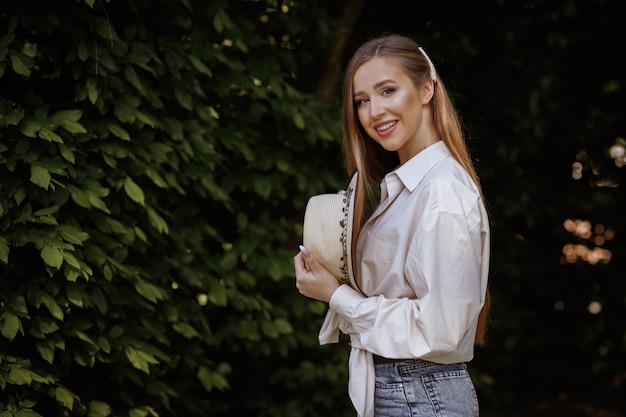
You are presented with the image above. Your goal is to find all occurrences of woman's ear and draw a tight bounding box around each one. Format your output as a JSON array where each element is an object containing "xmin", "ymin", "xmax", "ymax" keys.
[{"xmin": 421, "ymin": 79, "xmax": 435, "ymax": 104}]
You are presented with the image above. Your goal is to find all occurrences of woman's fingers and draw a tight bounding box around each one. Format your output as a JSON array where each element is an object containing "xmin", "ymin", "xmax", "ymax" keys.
[{"xmin": 294, "ymin": 247, "xmax": 340, "ymax": 303}]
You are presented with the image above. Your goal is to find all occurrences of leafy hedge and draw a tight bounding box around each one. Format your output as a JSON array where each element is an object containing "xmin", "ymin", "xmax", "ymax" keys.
[{"xmin": 0, "ymin": 1, "xmax": 352, "ymax": 416}]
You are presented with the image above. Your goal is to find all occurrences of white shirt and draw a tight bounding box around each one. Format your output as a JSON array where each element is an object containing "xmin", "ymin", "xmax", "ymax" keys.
[{"xmin": 319, "ymin": 141, "xmax": 490, "ymax": 417}]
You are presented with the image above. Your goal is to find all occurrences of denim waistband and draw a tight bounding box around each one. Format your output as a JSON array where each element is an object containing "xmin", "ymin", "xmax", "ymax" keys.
[{"xmin": 372, "ymin": 355, "xmax": 443, "ymax": 368}]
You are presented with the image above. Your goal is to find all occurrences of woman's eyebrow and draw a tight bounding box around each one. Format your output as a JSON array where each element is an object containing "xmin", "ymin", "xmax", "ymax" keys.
[{"xmin": 353, "ymin": 79, "xmax": 397, "ymax": 97}]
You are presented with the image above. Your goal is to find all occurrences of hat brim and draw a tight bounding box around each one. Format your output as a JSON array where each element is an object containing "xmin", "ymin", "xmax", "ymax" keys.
[
  {"xmin": 344, "ymin": 172, "xmax": 359, "ymax": 292},
  {"xmin": 302, "ymin": 171, "xmax": 361, "ymax": 293}
]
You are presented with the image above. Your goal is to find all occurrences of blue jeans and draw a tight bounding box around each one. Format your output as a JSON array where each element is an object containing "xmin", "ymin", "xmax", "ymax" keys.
[{"xmin": 374, "ymin": 359, "xmax": 479, "ymax": 417}]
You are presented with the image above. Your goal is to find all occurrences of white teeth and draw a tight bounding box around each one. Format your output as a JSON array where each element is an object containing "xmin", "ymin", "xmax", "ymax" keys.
[{"xmin": 376, "ymin": 121, "xmax": 396, "ymax": 131}]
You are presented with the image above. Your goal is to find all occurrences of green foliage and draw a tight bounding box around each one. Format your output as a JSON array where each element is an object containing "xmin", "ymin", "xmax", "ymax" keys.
[{"xmin": 0, "ymin": 0, "xmax": 347, "ymax": 415}]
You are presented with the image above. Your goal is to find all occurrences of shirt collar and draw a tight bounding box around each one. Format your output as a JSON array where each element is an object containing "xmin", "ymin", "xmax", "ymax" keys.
[{"xmin": 386, "ymin": 140, "xmax": 451, "ymax": 193}]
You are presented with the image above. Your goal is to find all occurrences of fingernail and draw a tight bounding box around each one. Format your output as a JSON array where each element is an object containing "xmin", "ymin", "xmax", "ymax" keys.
[{"xmin": 299, "ymin": 245, "xmax": 310, "ymax": 256}]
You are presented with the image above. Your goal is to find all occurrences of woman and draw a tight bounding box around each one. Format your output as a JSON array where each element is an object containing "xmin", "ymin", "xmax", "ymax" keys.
[{"xmin": 294, "ymin": 34, "xmax": 490, "ymax": 417}]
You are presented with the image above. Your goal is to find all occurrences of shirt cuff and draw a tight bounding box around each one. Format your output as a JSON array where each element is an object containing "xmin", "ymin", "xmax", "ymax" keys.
[{"xmin": 329, "ymin": 284, "xmax": 366, "ymax": 318}]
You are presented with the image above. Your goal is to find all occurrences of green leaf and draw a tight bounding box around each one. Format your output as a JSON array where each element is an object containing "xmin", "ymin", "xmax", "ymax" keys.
[
  {"xmin": 253, "ymin": 176, "xmax": 272, "ymax": 199},
  {"xmin": 145, "ymin": 168, "xmax": 167, "ymax": 188},
  {"xmin": 87, "ymin": 192, "xmax": 111, "ymax": 214},
  {"xmin": 293, "ymin": 111, "xmax": 305, "ymax": 129},
  {"xmin": 107, "ymin": 123, "xmax": 130, "ymax": 140},
  {"xmin": 268, "ymin": 259, "xmax": 283, "ymax": 281},
  {"xmin": 1, "ymin": 312, "xmax": 21, "ymax": 340},
  {"xmin": 261, "ymin": 320, "xmax": 279, "ymax": 338},
  {"xmin": 197, "ymin": 365, "xmax": 230, "ymax": 392},
  {"xmin": 34, "ymin": 317, "xmax": 59, "ymax": 335},
  {"xmin": 164, "ymin": 49, "xmax": 183, "ymax": 75},
  {"xmin": 38, "ymin": 128, "xmax": 63, "ymax": 143},
  {"xmin": 187, "ymin": 55, "xmax": 212, "ymax": 76},
  {"xmin": 92, "ymin": 287, "xmax": 108, "ymax": 314},
  {"xmin": 34, "ymin": 205, "xmax": 60, "ymax": 216},
  {"xmin": 40, "ymin": 293, "xmax": 64, "ymax": 321},
  {"xmin": 14, "ymin": 409, "xmax": 44, "ymax": 417},
  {"xmin": 49, "ymin": 109, "xmax": 83, "ymax": 124},
  {"xmin": 0, "ymin": 109, "xmax": 24, "ymax": 126},
  {"xmin": 36, "ymin": 340, "xmax": 56, "ymax": 364},
  {"xmin": 134, "ymin": 281, "xmax": 166, "ymax": 303},
  {"xmin": 41, "ymin": 244, "xmax": 63, "ymax": 269},
  {"xmin": 58, "ymin": 143, "xmax": 75, "ymax": 163},
  {"xmin": 219, "ymin": 249, "xmax": 237, "ymax": 270},
  {"xmin": 208, "ymin": 281, "xmax": 227, "ymax": 306},
  {"xmin": 217, "ymin": 8, "xmax": 233, "ymax": 30},
  {"xmin": 125, "ymin": 346, "xmax": 159, "ymax": 374},
  {"xmin": 68, "ymin": 185, "xmax": 91, "ymax": 208},
  {"xmin": 58, "ymin": 224, "xmax": 90, "ymax": 245},
  {"xmin": 65, "ymin": 284, "xmax": 84, "ymax": 307},
  {"xmin": 84, "ymin": 243, "xmax": 106, "ymax": 266},
  {"xmin": 20, "ymin": 117, "xmax": 45, "ymax": 137},
  {"xmin": 273, "ymin": 318, "xmax": 293, "ymax": 334},
  {"xmin": 135, "ymin": 110, "xmax": 157, "ymax": 128},
  {"xmin": 123, "ymin": 66, "xmax": 146, "ymax": 95},
  {"xmin": 0, "ymin": 236, "xmax": 8, "ymax": 264},
  {"xmin": 8, "ymin": 367, "xmax": 32, "ymax": 385},
  {"xmin": 61, "ymin": 251, "xmax": 81, "ymax": 271},
  {"xmin": 123, "ymin": 176, "xmax": 145, "ymax": 205},
  {"xmin": 88, "ymin": 401, "xmax": 112, "ymax": 417},
  {"xmin": 213, "ymin": 13, "xmax": 223, "ymax": 33},
  {"xmin": 116, "ymin": 410, "xmax": 139, "ymax": 417},
  {"xmin": 105, "ymin": 217, "xmax": 126, "ymax": 234},
  {"xmin": 78, "ymin": 40, "xmax": 89, "ymax": 61},
  {"xmin": 64, "ymin": 267, "xmax": 79, "ymax": 282},
  {"xmin": 134, "ymin": 226, "xmax": 147, "ymax": 243},
  {"xmin": 86, "ymin": 77, "xmax": 99, "ymax": 103},
  {"xmin": 172, "ymin": 322, "xmax": 200, "ymax": 339},
  {"xmin": 30, "ymin": 165, "xmax": 51, "ymax": 189},
  {"xmin": 48, "ymin": 110, "xmax": 87, "ymax": 134},
  {"xmin": 55, "ymin": 386, "xmax": 75, "ymax": 410},
  {"xmin": 98, "ymin": 336, "xmax": 111, "ymax": 353},
  {"xmin": 234, "ymin": 38, "xmax": 249, "ymax": 53},
  {"xmin": 13, "ymin": 186, "xmax": 25, "ymax": 205},
  {"xmin": 75, "ymin": 330, "xmax": 98, "ymax": 347},
  {"xmin": 0, "ymin": 33, "xmax": 15, "ymax": 48},
  {"xmin": 146, "ymin": 206, "xmax": 169, "ymax": 234},
  {"xmin": 114, "ymin": 99, "xmax": 138, "ymax": 125},
  {"xmin": 8, "ymin": 295, "xmax": 28, "ymax": 316},
  {"xmin": 10, "ymin": 51, "xmax": 32, "ymax": 76},
  {"xmin": 61, "ymin": 120, "xmax": 87, "ymax": 133},
  {"xmin": 174, "ymin": 88, "xmax": 193, "ymax": 110}
]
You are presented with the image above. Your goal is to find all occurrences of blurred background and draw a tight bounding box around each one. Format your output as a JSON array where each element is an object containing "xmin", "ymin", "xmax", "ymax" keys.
[{"xmin": 0, "ymin": 0, "xmax": 624, "ymax": 416}]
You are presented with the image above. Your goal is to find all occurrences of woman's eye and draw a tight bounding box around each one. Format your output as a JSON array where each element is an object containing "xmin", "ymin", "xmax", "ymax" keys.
[
  {"xmin": 382, "ymin": 88, "xmax": 395, "ymax": 96},
  {"xmin": 355, "ymin": 97, "xmax": 369, "ymax": 106}
]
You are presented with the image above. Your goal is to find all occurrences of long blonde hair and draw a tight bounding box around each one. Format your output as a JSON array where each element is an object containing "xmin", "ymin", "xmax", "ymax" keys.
[{"xmin": 341, "ymin": 34, "xmax": 490, "ymax": 344}]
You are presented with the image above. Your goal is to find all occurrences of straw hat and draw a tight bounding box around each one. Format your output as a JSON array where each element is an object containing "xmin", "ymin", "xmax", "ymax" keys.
[{"xmin": 302, "ymin": 172, "xmax": 360, "ymax": 292}]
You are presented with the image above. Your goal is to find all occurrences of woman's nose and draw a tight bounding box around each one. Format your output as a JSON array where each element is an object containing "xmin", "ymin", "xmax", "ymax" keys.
[{"xmin": 369, "ymin": 98, "xmax": 384, "ymax": 118}]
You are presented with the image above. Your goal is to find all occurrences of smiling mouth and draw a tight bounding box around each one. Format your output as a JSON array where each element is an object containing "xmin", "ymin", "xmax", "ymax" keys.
[{"xmin": 375, "ymin": 121, "xmax": 397, "ymax": 131}]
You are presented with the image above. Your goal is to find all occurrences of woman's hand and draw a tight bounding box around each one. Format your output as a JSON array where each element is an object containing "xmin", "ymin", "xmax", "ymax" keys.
[{"xmin": 294, "ymin": 246, "xmax": 341, "ymax": 303}]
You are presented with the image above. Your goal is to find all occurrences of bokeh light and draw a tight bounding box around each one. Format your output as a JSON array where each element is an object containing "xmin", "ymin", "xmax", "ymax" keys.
[{"xmin": 561, "ymin": 219, "xmax": 614, "ymax": 265}]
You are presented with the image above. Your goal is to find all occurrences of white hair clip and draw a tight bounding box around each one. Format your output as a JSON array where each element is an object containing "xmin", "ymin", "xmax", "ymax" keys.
[{"xmin": 418, "ymin": 46, "xmax": 437, "ymax": 83}]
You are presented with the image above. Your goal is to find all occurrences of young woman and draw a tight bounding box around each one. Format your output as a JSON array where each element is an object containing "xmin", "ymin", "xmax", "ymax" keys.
[{"xmin": 294, "ymin": 34, "xmax": 490, "ymax": 417}]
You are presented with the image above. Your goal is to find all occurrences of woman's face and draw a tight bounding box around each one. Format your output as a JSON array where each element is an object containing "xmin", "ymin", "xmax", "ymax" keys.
[{"xmin": 352, "ymin": 57, "xmax": 434, "ymax": 164}]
